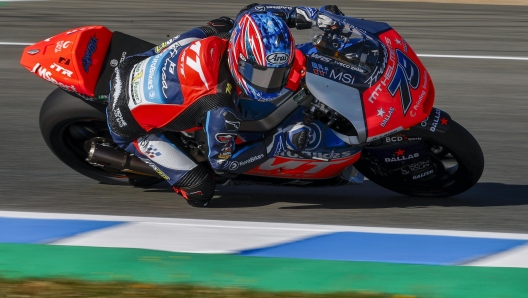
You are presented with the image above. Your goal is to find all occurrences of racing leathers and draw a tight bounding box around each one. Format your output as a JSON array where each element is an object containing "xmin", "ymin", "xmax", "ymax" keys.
[{"xmin": 106, "ymin": 4, "xmax": 338, "ymax": 206}]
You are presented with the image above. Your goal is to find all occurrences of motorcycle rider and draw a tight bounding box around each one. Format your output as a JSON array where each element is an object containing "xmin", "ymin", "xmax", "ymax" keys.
[{"xmin": 107, "ymin": 4, "xmax": 344, "ymax": 207}]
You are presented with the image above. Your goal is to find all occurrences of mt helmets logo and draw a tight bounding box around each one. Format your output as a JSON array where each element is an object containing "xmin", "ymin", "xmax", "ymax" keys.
[
  {"xmin": 266, "ymin": 53, "xmax": 289, "ymax": 65},
  {"xmin": 82, "ymin": 36, "xmax": 98, "ymax": 73}
]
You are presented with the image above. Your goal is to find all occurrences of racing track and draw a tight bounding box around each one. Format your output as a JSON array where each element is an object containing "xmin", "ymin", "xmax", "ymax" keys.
[{"xmin": 1, "ymin": 0, "xmax": 528, "ymax": 233}]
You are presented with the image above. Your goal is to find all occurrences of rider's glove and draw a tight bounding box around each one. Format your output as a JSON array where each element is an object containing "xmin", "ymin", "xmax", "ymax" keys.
[
  {"xmin": 265, "ymin": 123, "xmax": 312, "ymax": 157},
  {"xmin": 206, "ymin": 16, "xmax": 235, "ymax": 33},
  {"xmin": 294, "ymin": 6, "xmax": 317, "ymax": 29},
  {"xmin": 322, "ymin": 5, "xmax": 345, "ymax": 16},
  {"xmin": 239, "ymin": 3, "xmax": 259, "ymax": 13}
]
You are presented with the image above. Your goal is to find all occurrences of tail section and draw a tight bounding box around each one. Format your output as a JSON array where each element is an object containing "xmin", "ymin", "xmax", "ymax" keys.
[{"xmin": 20, "ymin": 26, "xmax": 113, "ymax": 97}]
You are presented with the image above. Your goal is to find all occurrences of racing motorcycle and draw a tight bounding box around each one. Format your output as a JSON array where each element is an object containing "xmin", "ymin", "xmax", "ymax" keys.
[{"xmin": 20, "ymin": 13, "xmax": 484, "ymax": 197}]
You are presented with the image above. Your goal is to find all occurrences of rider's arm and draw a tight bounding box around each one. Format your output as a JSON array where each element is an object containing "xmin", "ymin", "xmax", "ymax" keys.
[{"xmin": 238, "ymin": 4, "xmax": 345, "ymax": 29}]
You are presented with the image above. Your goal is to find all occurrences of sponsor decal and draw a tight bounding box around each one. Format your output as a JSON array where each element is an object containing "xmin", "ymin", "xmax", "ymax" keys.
[
  {"xmin": 311, "ymin": 62, "xmax": 328, "ymax": 76},
  {"xmin": 110, "ymin": 59, "xmax": 118, "ymax": 67},
  {"xmin": 155, "ymin": 38, "xmax": 175, "ymax": 54},
  {"xmin": 113, "ymin": 107, "xmax": 127, "ymax": 127},
  {"xmin": 386, "ymin": 136, "xmax": 404, "ymax": 142},
  {"xmin": 120, "ymin": 51, "xmax": 127, "ymax": 63},
  {"xmin": 266, "ymin": 52, "xmax": 289, "ymax": 65},
  {"xmin": 226, "ymin": 83, "xmax": 232, "ymax": 94},
  {"xmin": 409, "ymin": 160, "xmax": 430, "ymax": 172},
  {"xmin": 32, "ymin": 62, "xmax": 77, "ymax": 92},
  {"xmin": 215, "ymin": 133, "xmax": 236, "ymax": 143},
  {"xmin": 228, "ymin": 154, "xmax": 264, "ymax": 170},
  {"xmin": 54, "ymin": 40, "xmax": 72, "ymax": 53},
  {"xmin": 277, "ymin": 149, "xmax": 355, "ymax": 160},
  {"xmin": 367, "ymin": 84, "xmax": 384, "ymax": 104},
  {"xmin": 183, "ymin": 41, "xmax": 209, "ymax": 90},
  {"xmin": 218, "ymin": 153, "xmax": 231, "ymax": 159},
  {"xmin": 82, "ymin": 36, "xmax": 98, "ymax": 73},
  {"xmin": 305, "ymin": 123, "xmax": 322, "ymax": 150},
  {"xmin": 147, "ymin": 55, "xmax": 160, "ymax": 99},
  {"xmin": 421, "ymin": 108, "xmax": 441, "ymax": 132},
  {"xmin": 58, "ymin": 57, "xmax": 70, "ymax": 65},
  {"xmin": 140, "ymin": 158, "xmax": 170, "ymax": 180},
  {"xmin": 384, "ymin": 135, "xmax": 420, "ymax": 143},
  {"xmin": 365, "ymin": 43, "xmax": 388, "ymax": 87},
  {"xmin": 255, "ymin": 5, "xmax": 292, "ymax": 10},
  {"xmin": 220, "ymin": 142, "xmax": 233, "ymax": 156},
  {"xmin": 258, "ymin": 152, "xmax": 354, "ymax": 174},
  {"xmin": 413, "ymin": 169, "xmax": 434, "ymax": 180},
  {"xmin": 384, "ymin": 149, "xmax": 420, "ymax": 163},
  {"xmin": 161, "ymin": 57, "xmax": 176, "ymax": 98},
  {"xmin": 386, "ymin": 49, "xmax": 420, "ymax": 115},
  {"xmin": 146, "ymin": 147, "xmax": 162, "ymax": 159},
  {"xmin": 328, "ymin": 69, "xmax": 356, "ymax": 85},
  {"xmin": 396, "ymin": 38, "xmax": 409, "ymax": 53},
  {"xmin": 66, "ymin": 27, "xmax": 92, "ymax": 35},
  {"xmin": 130, "ymin": 64, "xmax": 143, "ymax": 105},
  {"xmin": 367, "ymin": 127, "xmax": 403, "ymax": 142},
  {"xmin": 410, "ymin": 71, "xmax": 429, "ymax": 117},
  {"xmin": 333, "ymin": 60, "xmax": 363, "ymax": 73},
  {"xmin": 310, "ymin": 53, "xmax": 332, "ymax": 63},
  {"xmin": 380, "ymin": 107, "xmax": 395, "ymax": 127},
  {"xmin": 223, "ymin": 110, "xmax": 241, "ymax": 131},
  {"xmin": 50, "ymin": 63, "xmax": 73, "ymax": 77},
  {"xmin": 273, "ymin": 134, "xmax": 285, "ymax": 157}
]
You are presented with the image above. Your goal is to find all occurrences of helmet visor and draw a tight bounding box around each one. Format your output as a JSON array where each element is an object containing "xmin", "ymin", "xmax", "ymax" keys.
[{"xmin": 238, "ymin": 60, "xmax": 291, "ymax": 94}]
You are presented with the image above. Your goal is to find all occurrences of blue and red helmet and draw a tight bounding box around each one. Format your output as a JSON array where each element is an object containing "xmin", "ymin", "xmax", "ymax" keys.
[{"xmin": 228, "ymin": 11, "xmax": 295, "ymax": 101}]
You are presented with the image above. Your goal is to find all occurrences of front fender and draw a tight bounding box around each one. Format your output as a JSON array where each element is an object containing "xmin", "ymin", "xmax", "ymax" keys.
[{"xmin": 411, "ymin": 107, "xmax": 452, "ymax": 134}]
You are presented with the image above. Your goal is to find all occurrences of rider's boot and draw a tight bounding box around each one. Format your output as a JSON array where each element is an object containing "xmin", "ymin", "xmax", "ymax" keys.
[{"xmin": 173, "ymin": 165, "xmax": 215, "ymax": 207}]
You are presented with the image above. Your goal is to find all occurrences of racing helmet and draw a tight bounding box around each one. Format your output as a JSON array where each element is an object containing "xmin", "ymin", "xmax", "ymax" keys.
[{"xmin": 228, "ymin": 11, "xmax": 295, "ymax": 101}]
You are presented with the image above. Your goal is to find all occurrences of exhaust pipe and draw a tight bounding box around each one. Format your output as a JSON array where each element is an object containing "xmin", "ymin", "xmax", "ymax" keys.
[{"xmin": 86, "ymin": 141, "xmax": 159, "ymax": 177}]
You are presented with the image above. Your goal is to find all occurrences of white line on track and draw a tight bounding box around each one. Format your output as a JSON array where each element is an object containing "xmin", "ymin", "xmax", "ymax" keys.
[
  {"xmin": 2, "ymin": 41, "xmax": 528, "ymax": 61},
  {"xmin": 0, "ymin": 42, "xmax": 33, "ymax": 45}
]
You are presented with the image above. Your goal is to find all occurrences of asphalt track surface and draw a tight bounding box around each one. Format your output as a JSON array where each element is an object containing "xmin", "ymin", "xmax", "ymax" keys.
[{"xmin": 1, "ymin": 0, "xmax": 528, "ymax": 233}]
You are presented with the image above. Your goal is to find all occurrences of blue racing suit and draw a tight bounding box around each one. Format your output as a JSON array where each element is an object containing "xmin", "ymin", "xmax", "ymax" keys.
[{"xmin": 106, "ymin": 4, "xmax": 333, "ymax": 206}]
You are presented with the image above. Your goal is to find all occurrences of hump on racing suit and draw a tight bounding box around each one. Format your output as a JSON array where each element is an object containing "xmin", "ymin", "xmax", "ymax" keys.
[{"xmin": 107, "ymin": 27, "xmax": 236, "ymax": 139}]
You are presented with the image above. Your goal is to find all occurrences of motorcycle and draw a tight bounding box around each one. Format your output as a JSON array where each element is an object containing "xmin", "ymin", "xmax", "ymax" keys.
[{"xmin": 20, "ymin": 13, "xmax": 484, "ymax": 197}]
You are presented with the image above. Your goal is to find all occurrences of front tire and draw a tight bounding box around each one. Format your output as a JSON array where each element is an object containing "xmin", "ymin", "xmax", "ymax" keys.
[{"xmin": 355, "ymin": 120, "xmax": 484, "ymax": 197}]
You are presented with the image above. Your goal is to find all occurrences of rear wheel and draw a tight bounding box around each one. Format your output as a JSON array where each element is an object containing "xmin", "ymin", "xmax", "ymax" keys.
[
  {"xmin": 354, "ymin": 120, "xmax": 484, "ymax": 197},
  {"xmin": 39, "ymin": 88, "xmax": 159, "ymax": 185}
]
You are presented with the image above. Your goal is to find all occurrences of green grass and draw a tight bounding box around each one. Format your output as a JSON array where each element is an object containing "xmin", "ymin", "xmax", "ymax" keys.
[{"xmin": 0, "ymin": 279, "xmax": 414, "ymax": 298}]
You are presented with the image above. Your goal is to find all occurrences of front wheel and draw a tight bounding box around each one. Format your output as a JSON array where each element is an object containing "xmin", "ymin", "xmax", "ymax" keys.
[{"xmin": 354, "ymin": 120, "xmax": 484, "ymax": 197}]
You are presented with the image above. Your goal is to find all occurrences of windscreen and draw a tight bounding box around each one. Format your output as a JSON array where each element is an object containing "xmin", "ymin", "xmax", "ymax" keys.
[{"xmin": 309, "ymin": 18, "xmax": 381, "ymax": 75}]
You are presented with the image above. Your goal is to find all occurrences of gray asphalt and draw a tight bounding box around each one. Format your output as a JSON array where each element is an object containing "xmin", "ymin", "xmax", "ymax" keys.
[{"xmin": 1, "ymin": 0, "xmax": 528, "ymax": 233}]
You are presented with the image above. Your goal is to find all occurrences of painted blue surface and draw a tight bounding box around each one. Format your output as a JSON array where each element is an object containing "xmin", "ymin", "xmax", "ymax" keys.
[
  {"xmin": 239, "ymin": 232, "xmax": 528, "ymax": 265},
  {"xmin": 0, "ymin": 217, "xmax": 124, "ymax": 244}
]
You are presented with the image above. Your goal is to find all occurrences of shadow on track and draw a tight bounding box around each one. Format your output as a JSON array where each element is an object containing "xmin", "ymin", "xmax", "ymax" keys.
[{"xmin": 143, "ymin": 182, "xmax": 528, "ymax": 209}]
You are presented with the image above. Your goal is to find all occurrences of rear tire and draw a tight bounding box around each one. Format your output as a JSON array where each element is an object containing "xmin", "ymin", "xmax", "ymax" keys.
[
  {"xmin": 355, "ymin": 120, "xmax": 484, "ymax": 197},
  {"xmin": 40, "ymin": 88, "xmax": 134, "ymax": 184}
]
